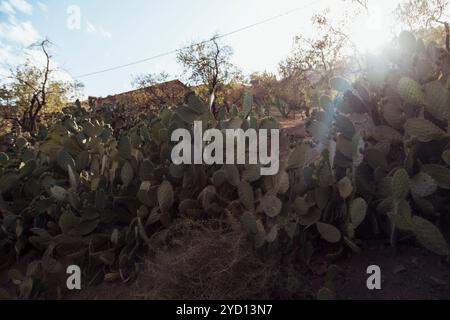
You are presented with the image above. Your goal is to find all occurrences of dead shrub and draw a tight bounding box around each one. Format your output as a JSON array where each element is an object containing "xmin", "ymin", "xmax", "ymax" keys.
[{"xmin": 134, "ymin": 218, "xmax": 279, "ymax": 300}]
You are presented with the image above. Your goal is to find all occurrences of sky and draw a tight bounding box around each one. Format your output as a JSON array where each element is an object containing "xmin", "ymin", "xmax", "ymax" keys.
[{"xmin": 0, "ymin": 0, "xmax": 448, "ymax": 98}]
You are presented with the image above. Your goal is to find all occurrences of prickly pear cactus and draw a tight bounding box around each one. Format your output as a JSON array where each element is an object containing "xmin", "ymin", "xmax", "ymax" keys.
[
  {"xmin": 0, "ymin": 31, "xmax": 449, "ymax": 300},
  {"xmin": 301, "ymin": 31, "xmax": 450, "ymax": 256}
]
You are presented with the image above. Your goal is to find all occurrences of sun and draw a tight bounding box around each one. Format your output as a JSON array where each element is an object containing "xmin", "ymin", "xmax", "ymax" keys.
[{"xmin": 350, "ymin": 3, "xmax": 397, "ymax": 54}]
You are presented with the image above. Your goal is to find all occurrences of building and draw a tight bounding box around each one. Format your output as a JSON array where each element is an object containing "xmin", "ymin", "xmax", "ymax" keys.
[{"xmin": 89, "ymin": 79, "xmax": 191, "ymax": 112}]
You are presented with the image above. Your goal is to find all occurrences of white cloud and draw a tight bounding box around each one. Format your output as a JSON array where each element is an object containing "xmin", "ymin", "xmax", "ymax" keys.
[
  {"xmin": 0, "ymin": 43, "xmax": 22, "ymax": 65},
  {"xmin": 0, "ymin": 42, "xmax": 77, "ymax": 87},
  {"xmin": 0, "ymin": 43, "xmax": 21, "ymax": 83},
  {"xmin": 0, "ymin": 66, "xmax": 9, "ymax": 78},
  {"xmin": 0, "ymin": 1, "xmax": 76, "ymax": 87},
  {"xmin": 10, "ymin": 0, "xmax": 32, "ymax": 14},
  {"xmin": 37, "ymin": 1, "xmax": 47, "ymax": 13},
  {"xmin": 37, "ymin": 1, "xmax": 48, "ymax": 20},
  {"xmin": 0, "ymin": 1, "xmax": 15, "ymax": 15},
  {"xmin": 0, "ymin": 0, "xmax": 33, "ymax": 16},
  {"xmin": 0, "ymin": 18, "xmax": 40, "ymax": 46}
]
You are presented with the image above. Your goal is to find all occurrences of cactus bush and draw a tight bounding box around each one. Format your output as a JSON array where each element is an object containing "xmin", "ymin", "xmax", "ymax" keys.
[
  {"xmin": 302, "ymin": 30, "xmax": 450, "ymax": 256},
  {"xmin": 0, "ymin": 31, "xmax": 449, "ymax": 299}
]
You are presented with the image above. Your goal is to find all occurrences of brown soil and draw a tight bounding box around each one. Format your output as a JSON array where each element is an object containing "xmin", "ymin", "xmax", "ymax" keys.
[
  {"xmin": 279, "ymin": 117, "xmax": 304, "ymax": 129},
  {"xmin": 332, "ymin": 242, "xmax": 450, "ymax": 300},
  {"xmin": 1, "ymin": 236, "xmax": 448, "ymax": 300},
  {"xmin": 58, "ymin": 241, "xmax": 450, "ymax": 300}
]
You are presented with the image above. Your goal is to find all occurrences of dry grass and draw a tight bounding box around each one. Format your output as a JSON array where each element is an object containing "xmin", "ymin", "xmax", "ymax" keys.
[{"xmin": 133, "ymin": 218, "xmax": 280, "ymax": 300}]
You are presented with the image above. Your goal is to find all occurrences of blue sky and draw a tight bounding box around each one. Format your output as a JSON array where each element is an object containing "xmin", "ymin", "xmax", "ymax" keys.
[
  {"xmin": 1, "ymin": 0, "xmax": 442, "ymax": 98},
  {"xmin": 0, "ymin": 0, "xmax": 343, "ymax": 97}
]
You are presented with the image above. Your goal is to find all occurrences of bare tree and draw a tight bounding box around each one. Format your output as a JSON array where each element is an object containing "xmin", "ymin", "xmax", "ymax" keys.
[
  {"xmin": 2, "ymin": 40, "xmax": 82, "ymax": 135},
  {"xmin": 346, "ymin": 0, "xmax": 369, "ymax": 10},
  {"xmin": 279, "ymin": 12, "xmax": 355, "ymax": 92},
  {"xmin": 394, "ymin": 0, "xmax": 448, "ymax": 30},
  {"xmin": 177, "ymin": 36, "xmax": 237, "ymax": 115},
  {"xmin": 2, "ymin": 40, "xmax": 51, "ymax": 135}
]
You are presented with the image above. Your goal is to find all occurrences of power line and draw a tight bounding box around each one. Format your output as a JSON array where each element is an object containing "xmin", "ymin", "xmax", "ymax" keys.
[{"xmin": 73, "ymin": 0, "xmax": 322, "ymax": 79}]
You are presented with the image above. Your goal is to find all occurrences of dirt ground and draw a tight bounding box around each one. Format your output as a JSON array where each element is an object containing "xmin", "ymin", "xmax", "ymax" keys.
[
  {"xmin": 56, "ymin": 241, "xmax": 449, "ymax": 300},
  {"xmin": 1, "ymin": 199, "xmax": 448, "ymax": 301},
  {"xmin": 330, "ymin": 242, "xmax": 449, "ymax": 300}
]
